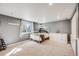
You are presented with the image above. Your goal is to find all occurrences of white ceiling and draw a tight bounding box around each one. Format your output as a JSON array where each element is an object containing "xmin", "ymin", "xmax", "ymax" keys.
[{"xmin": 0, "ymin": 3, "xmax": 76, "ymax": 23}]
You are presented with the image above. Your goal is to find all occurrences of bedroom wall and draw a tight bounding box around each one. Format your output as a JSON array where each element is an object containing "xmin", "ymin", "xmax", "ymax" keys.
[
  {"xmin": 43, "ymin": 20, "xmax": 71, "ymax": 33},
  {"xmin": 0, "ymin": 14, "xmax": 21, "ymax": 45},
  {"xmin": 35, "ymin": 20, "xmax": 71, "ymax": 34},
  {"xmin": 71, "ymin": 5, "xmax": 78, "ymax": 55},
  {"xmin": 33, "ymin": 22, "xmax": 39, "ymax": 32}
]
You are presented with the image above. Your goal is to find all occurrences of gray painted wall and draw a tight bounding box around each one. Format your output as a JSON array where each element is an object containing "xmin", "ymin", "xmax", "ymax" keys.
[
  {"xmin": 0, "ymin": 14, "xmax": 21, "ymax": 45},
  {"xmin": 43, "ymin": 20, "xmax": 71, "ymax": 33},
  {"xmin": 33, "ymin": 22, "xmax": 39, "ymax": 32},
  {"xmin": 34, "ymin": 20, "xmax": 71, "ymax": 34}
]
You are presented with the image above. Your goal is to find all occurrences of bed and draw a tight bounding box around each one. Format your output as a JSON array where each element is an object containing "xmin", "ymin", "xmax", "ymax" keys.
[{"xmin": 3, "ymin": 33, "xmax": 74, "ymax": 56}]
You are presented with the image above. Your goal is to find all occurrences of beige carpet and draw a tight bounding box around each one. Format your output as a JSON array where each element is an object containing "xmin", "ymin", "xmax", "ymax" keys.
[
  {"xmin": 0, "ymin": 40, "xmax": 74, "ymax": 56},
  {"xmin": 0, "ymin": 40, "xmax": 30, "ymax": 56}
]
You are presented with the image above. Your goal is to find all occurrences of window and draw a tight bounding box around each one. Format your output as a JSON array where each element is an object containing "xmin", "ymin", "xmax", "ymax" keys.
[{"xmin": 21, "ymin": 20, "xmax": 33, "ymax": 34}]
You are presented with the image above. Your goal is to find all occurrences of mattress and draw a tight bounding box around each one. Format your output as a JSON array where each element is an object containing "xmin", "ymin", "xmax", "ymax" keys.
[{"xmin": 3, "ymin": 39, "xmax": 74, "ymax": 56}]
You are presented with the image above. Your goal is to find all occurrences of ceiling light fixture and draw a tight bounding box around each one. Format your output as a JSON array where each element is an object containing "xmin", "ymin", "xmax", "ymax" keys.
[
  {"xmin": 49, "ymin": 3, "xmax": 52, "ymax": 6},
  {"xmin": 57, "ymin": 15, "xmax": 60, "ymax": 19}
]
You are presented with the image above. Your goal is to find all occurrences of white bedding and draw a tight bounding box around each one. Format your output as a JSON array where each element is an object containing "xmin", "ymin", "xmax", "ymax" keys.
[{"xmin": 5, "ymin": 39, "xmax": 74, "ymax": 56}]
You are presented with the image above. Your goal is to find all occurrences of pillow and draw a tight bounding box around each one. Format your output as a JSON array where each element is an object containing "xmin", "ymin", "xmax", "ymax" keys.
[{"xmin": 30, "ymin": 33, "xmax": 42, "ymax": 43}]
